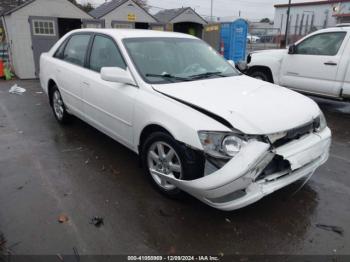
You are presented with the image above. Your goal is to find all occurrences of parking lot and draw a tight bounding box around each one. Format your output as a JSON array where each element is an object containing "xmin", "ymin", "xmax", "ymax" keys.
[{"xmin": 0, "ymin": 79, "xmax": 350, "ymax": 255}]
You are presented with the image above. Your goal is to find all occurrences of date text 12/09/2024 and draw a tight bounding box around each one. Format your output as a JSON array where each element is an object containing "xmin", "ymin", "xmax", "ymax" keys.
[{"xmin": 127, "ymin": 256, "xmax": 221, "ymax": 261}]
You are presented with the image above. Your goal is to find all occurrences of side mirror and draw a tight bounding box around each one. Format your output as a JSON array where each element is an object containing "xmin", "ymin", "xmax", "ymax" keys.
[
  {"xmin": 236, "ymin": 60, "xmax": 248, "ymax": 72},
  {"xmin": 288, "ymin": 44, "xmax": 297, "ymax": 55},
  {"xmin": 227, "ymin": 60, "xmax": 235, "ymax": 67},
  {"xmin": 101, "ymin": 67, "xmax": 136, "ymax": 86}
]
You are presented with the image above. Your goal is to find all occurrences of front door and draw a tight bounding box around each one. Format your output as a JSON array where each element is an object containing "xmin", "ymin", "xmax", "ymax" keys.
[
  {"xmin": 82, "ymin": 34, "xmax": 137, "ymax": 147},
  {"xmin": 30, "ymin": 17, "xmax": 59, "ymax": 77},
  {"xmin": 280, "ymin": 31, "xmax": 347, "ymax": 97}
]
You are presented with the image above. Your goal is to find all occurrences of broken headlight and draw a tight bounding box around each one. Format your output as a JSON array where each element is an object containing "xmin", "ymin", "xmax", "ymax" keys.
[{"xmin": 198, "ymin": 131, "xmax": 246, "ymax": 159}]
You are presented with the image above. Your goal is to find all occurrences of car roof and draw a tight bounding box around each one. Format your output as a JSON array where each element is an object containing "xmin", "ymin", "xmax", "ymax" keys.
[{"xmin": 68, "ymin": 28, "xmax": 198, "ymax": 40}]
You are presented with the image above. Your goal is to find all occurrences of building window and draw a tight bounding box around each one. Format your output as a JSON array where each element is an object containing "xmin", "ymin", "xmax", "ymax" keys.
[
  {"xmin": 32, "ymin": 20, "xmax": 55, "ymax": 36},
  {"xmin": 84, "ymin": 23, "xmax": 102, "ymax": 29},
  {"xmin": 112, "ymin": 22, "xmax": 133, "ymax": 29}
]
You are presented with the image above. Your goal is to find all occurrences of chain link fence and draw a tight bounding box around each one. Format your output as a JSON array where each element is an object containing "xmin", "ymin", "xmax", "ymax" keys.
[
  {"xmin": 247, "ymin": 27, "xmax": 282, "ymax": 52},
  {"xmin": 247, "ymin": 24, "xmax": 328, "ymax": 52}
]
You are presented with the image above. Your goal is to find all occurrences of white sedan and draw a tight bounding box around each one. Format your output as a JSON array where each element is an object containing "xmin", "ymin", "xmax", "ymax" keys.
[{"xmin": 40, "ymin": 29, "xmax": 331, "ymax": 211}]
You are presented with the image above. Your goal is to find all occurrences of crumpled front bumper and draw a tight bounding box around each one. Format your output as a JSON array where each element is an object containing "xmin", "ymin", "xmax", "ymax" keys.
[{"xmin": 157, "ymin": 127, "xmax": 332, "ymax": 211}]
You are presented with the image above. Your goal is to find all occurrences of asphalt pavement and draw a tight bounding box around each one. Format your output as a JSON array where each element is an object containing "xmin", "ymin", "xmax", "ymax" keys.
[{"xmin": 0, "ymin": 80, "xmax": 349, "ymax": 256}]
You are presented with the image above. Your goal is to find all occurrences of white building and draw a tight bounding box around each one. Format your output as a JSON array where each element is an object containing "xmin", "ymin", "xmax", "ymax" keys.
[
  {"xmin": 89, "ymin": 0, "xmax": 158, "ymax": 29},
  {"xmin": 1, "ymin": 0, "xmax": 92, "ymax": 79},
  {"xmin": 274, "ymin": 0, "xmax": 350, "ymax": 38}
]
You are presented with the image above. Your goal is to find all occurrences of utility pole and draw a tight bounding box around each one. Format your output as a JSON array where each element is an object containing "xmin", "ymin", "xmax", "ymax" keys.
[
  {"xmin": 284, "ymin": 0, "xmax": 292, "ymax": 46},
  {"xmin": 210, "ymin": 0, "xmax": 214, "ymax": 22}
]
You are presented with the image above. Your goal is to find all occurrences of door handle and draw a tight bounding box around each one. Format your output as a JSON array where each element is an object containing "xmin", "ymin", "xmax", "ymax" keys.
[
  {"xmin": 324, "ymin": 61, "xmax": 337, "ymax": 66},
  {"xmin": 56, "ymin": 69, "xmax": 61, "ymax": 73},
  {"xmin": 82, "ymin": 81, "xmax": 90, "ymax": 87}
]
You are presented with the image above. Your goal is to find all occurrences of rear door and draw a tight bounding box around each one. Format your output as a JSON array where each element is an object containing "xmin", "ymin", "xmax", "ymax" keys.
[
  {"xmin": 53, "ymin": 33, "xmax": 92, "ymax": 116},
  {"xmin": 30, "ymin": 17, "xmax": 59, "ymax": 77},
  {"xmin": 280, "ymin": 31, "xmax": 347, "ymax": 97}
]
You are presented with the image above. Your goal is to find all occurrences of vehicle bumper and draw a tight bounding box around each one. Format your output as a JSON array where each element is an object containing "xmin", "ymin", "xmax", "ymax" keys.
[{"xmin": 156, "ymin": 128, "xmax": 331, "ymax": 211}]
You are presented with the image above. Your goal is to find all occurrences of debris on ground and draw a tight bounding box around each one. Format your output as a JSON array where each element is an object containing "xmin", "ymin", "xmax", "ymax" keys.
[
  {"xmin": 9, "ymin": 84, "xmax": 26, "ymax": 95},
  {"xmin": 225, "ymin": 218, "xmax": 231, "ymax": 223},
  {"xmin": 89, "ymin": 216, "xmax": 104, "ymax": 227},
  {"xmin": 73, "ymin": 247, "xmax": 80, "ymax": 262},
  {"xmin": 111, "ymin": 168, "xmax": 119, "ymax": 175},
  {"xmin": 0, "ymin": 233, "xmax": 6, "ymax": 254},
  {"xmin": 61, "ymin": 147, "xmax": 83, "ymax": 153},
  {"xmin": 56, "ymin": 254, "xmax": 64, "ymax": 261},
  {"xmin": 35, "ymin": 91, "xmax": 43, "ymax": 94},
  {"xmin": 316, "ymin": 224, "xmax": 344, "ymax": 236},
  {"xmin": 58, "ymin": 214, "xmax": 69, "ymax": 224},
  {"xmin": 85, "ymin": 159, "xmax": 89, "ymax": 165},
  {"xmin": 159, "ymin": 209, "xmax": 172, "ymax": 217},
  {"xmin": 17, "ymin": 186, "xmax": 23, "ymax": 190}
]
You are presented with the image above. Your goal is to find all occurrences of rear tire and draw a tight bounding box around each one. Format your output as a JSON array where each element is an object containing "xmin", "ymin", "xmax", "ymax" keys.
[
  {"xmin": 50, "ymin": 86, "xmax": 70, "ymax": 124},
  {"xmin": 141, "ymin": 132, "xmax": 204, "ymax": 199}
]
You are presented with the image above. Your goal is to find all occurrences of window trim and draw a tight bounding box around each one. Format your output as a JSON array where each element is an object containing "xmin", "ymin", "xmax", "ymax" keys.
[
  {"xmin": 295, "ymin": 31, "xmax": 347, "ymax": 56},
  {"xmin": 32, "ymin": 19, "xmax": 56, "ymax": 36},
  {"xmin": 86, "ymin": 33, "xmax": 128, "ymax": 73},
  {"xmin": 53, "ymin": 32, "xmax": 93, "ymax": 68}
]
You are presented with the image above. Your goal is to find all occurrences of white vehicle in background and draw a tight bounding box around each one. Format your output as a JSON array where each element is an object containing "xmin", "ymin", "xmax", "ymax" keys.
[
  {"xmin": 246, "ymin": 26, "xmax": 350, "ymax": 101},
  {"xmin": 40, "ymin": 29, "xmax": 331, "ymax": 211},
  {"xmin": 247, "ymin": 34, "xmax": 260, "ymax": 44}
]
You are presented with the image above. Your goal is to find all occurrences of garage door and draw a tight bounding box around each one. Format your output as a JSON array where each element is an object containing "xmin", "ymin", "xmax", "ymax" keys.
[{"xmin": 30, "ymin": 17, "xmax": 59, "ymax": 77}]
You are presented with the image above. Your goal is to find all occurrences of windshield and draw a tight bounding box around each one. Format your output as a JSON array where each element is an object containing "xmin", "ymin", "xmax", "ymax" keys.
[{"xmin": 123, "ymin": 37, "xmax": 240, "ymax": 84}]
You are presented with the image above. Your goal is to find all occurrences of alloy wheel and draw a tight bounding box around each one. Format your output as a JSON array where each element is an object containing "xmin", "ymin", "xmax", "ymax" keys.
[{"xmin": 147, "ymin": 141, "xmax": 183, "ymax": 190}]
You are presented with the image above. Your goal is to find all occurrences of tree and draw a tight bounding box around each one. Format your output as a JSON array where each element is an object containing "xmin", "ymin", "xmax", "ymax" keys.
[
  {"xmin": 260, "ymin": 18, "xmax": 271, "ymax": 23},
  {"xmin": 67, "ymin": 0, "xmax": 93, "ymax": 13},
  {"xmin": 80, "ymin": 2, "xmax": 93, "ymax": 13}
]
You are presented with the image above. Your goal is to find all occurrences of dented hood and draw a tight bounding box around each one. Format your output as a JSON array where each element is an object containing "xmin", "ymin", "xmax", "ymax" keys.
[{"xmin": 152, "ymin": 75, "xmax": 320, "ymax": 135}]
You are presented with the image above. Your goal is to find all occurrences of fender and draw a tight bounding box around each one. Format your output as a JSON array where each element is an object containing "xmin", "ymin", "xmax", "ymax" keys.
[{"xmin": 248, "ymin": 49, "xmax": 287, "ymax": 85}]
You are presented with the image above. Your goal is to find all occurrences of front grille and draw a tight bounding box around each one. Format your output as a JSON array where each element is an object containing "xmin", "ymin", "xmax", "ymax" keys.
[
  {"xmin": 255, "ymin": 155, "xmax": 291, "ymax": 181},
  {"xmin": 273, "ymin": 119, "xmax": 319, "ymax": 148}
]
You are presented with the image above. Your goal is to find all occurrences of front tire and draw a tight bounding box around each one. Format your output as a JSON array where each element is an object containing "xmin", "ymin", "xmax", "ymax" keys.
[
  {"xmin": 250, "ymin": 70, "xmax": 272, "ymax": 82},
  {"xmin": 141, "ymin": 132, "xmax": 204, "ymax": 198},
  {"xmin": 50, "ymin": 86, "xmax": 70, "ymax": 124}
]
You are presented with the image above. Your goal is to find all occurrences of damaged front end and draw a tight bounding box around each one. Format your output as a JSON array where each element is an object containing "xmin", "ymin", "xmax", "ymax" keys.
[{"xmin": 154, "ymin": 119, "xmax": 332, "ymax": 211}]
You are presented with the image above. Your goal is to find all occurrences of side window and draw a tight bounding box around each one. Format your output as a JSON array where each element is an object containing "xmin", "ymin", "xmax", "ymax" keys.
[
  {"xmin": 89, "ymin": 35, "xmax": 126, "ymax": 72},
  {"xmin": 63, "ymin": 34, "xmax": 91, "ymax": 66},
  {"xmin": 296, "ymin": 32, "xmax": 346, "ymax": 56},
  {"xmin": 54, "ymin": 39, "xmax": 68, "ymax": 59}
]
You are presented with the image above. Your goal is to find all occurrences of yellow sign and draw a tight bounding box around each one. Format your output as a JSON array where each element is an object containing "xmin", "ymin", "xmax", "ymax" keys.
[
  {"xmin": 127, "ymin": 13, "xmax": 136, "ymax": 21},
  {"xmin": 205, "ymin": 25, "xmax": 219, "ymax": 32}
]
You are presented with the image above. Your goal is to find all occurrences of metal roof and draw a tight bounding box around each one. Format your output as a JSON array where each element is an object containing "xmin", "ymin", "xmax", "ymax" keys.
[
  {"xmin": 1, "ymin": 0, "xmax": 92, "ymax": 17},
  {"xmin": 89, "ymin": 0, "xmax": 157, "ymax": 21},
  {"xmin": 89, "ymin": 0, "xmax": 127, "ymax": 19},
  {"xmin": 0, "ymin": 0, "xmax": 31, "ymax": 16},
  {"xmin": 154, "ymin": 7, "xmax": 188, "ymax": 23},
  {"xmin": 154, "ymin": 7, "xmax": 207, "ymax": 24}
]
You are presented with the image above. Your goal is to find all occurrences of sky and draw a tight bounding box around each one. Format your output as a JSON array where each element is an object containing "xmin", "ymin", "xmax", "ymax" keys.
[{"xmin": 78, "ymin": 0, "xmax": 314, "ymax": 21}]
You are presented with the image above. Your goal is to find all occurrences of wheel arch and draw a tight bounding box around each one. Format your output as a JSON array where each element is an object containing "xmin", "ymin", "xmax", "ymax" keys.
[
  {"xmin": 138, "ymin": 124, "xmax": 174, "ymax": 154},
  {"xmin": 47, "ymin": 79, "xmax": 57, "ymax": 106},
  {"xmin": 248, "ymin": 66, "xmax": 274, "ymax": 83}
]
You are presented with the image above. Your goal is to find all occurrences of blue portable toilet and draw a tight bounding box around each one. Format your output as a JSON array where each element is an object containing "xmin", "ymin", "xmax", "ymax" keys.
[{"xmin": 220, "ymin": 19, "xmax": 248, "ymax": 62}]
